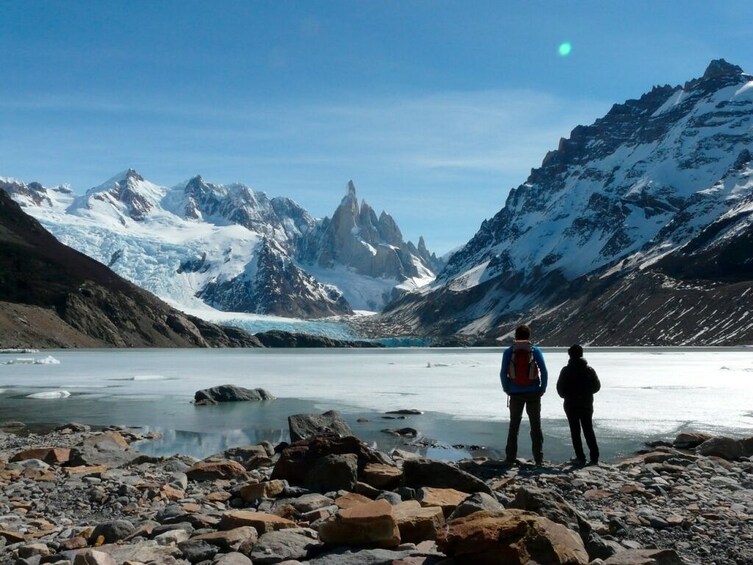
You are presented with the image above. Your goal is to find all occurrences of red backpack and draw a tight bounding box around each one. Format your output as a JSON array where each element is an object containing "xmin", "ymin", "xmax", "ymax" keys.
[{"xmin": 508, "ymin": 341, "xmax": 540, "ymax": 386}]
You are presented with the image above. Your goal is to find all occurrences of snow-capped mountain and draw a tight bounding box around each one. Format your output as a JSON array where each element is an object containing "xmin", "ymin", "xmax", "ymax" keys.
[
  {"xmin": 382, "ymin": 59, "xmax": 753, "ymax": 345},
  {"xmin": 2, "ymin": 173, "xmax": 439, "ymax": 319}
]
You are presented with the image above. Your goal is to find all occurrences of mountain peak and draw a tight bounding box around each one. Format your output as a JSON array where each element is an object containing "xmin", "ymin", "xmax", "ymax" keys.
[
  {"xmin": 346, "ymin": 180, "xmax": 357, "ymax": 198},
  {"xmin": 702, "ymin": 58, "xmax": 744, "ymax": 81}
]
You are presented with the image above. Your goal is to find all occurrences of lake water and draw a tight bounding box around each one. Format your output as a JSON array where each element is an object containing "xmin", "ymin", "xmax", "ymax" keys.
[{"xmin": 1, "ymin": 348, "xmax": 751, "ymax": 463}]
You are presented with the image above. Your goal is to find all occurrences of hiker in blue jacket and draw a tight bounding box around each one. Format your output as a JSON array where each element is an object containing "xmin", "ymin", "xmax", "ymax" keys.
[{"xmin": 500, "ymin": 324, "xmax": 548, "ymax": 465}]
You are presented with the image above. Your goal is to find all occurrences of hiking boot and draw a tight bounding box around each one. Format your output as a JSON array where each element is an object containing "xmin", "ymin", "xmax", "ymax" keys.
[
  {"xmin": 588, "ymin": 459, "xmax": 599, "ymax": 466},
  {"xmin": 534, "ymin": 458, "xmax": 544, "ymax": 466},
  {"xmin": 570, "ymin": 457, "xmax": 587, "ymax": 466}
]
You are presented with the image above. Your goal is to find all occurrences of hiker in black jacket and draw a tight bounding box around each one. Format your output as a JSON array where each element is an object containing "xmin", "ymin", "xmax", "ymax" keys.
[{"xmin": 557, "ymin": 344, "xmax": 601, "ymax": 465}]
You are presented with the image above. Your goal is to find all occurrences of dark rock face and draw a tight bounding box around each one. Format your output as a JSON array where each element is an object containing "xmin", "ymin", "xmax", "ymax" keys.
[
  {"xmin": 0, "ymin": 190, "xmax": 260, "ymax": 349},
  {"xmin": 194, "ymin": 385, "xmax": 275, "ymax": 405},
  {"xmin": 198, "ymin": 238, "xmax": 353, "ymax": 319},
  {"xmin": 288, "ymin": 411, "xmax": 353, "ymax": 443}
]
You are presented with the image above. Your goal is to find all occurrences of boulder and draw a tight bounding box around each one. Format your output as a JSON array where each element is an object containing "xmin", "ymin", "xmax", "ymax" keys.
[
  {"xmin": 438, "ymin": 509, "xmax": 589, "ymax": 564},
  {"xmin": 191, "ymin": 526, "xmax": 258, "ymax": 552},
  {"xmin": 393, "ymin": 500, "xmax": 445, "ymax": 543},
  {"xmin": 361, "ymin": 463, "xmax": 402, "ymax": 490},
  {"xmin": 318, "ymin": 499, "xmax": 400, "ymax": 549},
  {"xmin": 215, "ymin": 552, "xmax": 254, "ymax": 564},
  {"xmin": 696, "ymin": 436, "xmax": 744, "ymax": 460},
  {"xmin": 305, "ymin": 453, "xmax": 358, "ymax": 492},
  {"xmin": 448, "ymin": 492, "xmax": 505, "ymax": 520},
  {"xmin": 335, "ymin": 492, "xmax": 373, "ymax": 509},
  {"xmin": 673, "ymin": 431, "xmax": 714, "ymax": 449},
  {"xmin": 249, "ymin": 528, "xmax": 323, "ymax": 564},
  {"xmin": 219, "ymin": 511, "xmax": 297, "ymax": 534},
  {"xmin": 240, "ymin": 479, "xmax": 287, "ymax": 503},
  {"xmin": 186, "ymin": 458, "xmax": 247, "ymax": 481},
  {"xmin": 88, "ymin": 520, "xmax": 136, "ymax": 545},
  {"xmin": 271, "ymin": 434, "xmax": 388, "ymax": 485},
  {"xmin": 288, "ymin": 410, "xmax": 353, "ymax": 442},
  {"xmin": 10, "ymin": 447, "xmax": 70, "ymax": 465},
  {"xmin": 194, "ymin": 384, "xmax": 275, "ymax": 405},
  {"xmin": 82, "ymin": 431, "xmax": 130, "ymax": 450},
  {"xmin": 403, "ymin": 459, "xmax": 492, "ymax": 494},
  {"xmin": 508, "ymin": 486, "xmax": 591, "ymax": 538},
  {"xmin": 418, "ymin": 487, "xmax": 469, "ymax": 518},
  {"xmin": 73, "ymin": 550, "xmax": 117, "ymax": 565},
  {"xmin": 177, "ymin": 539, "xmax": 218, "ymax": 563}
]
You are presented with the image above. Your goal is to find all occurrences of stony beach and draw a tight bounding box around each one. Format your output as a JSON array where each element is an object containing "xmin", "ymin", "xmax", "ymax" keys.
[{"xmin": 0, "ymin": 413, "xmax": 751, "ymax": 565}]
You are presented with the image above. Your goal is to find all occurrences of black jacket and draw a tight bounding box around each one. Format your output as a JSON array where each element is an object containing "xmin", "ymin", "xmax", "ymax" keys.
[{"xmin": 556, "ymin": 358, "xmax": 601, "ymax": 405}]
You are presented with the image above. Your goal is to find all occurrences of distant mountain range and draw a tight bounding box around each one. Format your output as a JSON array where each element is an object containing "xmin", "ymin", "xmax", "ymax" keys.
[
  {"xmin": 3, "ymin": 173, "xmax": 441, "ymax": 319},
  {"xmin": 5, "ymin": 59, "xmax": 753, "ymax": 346},
  {"xmin": 380, "ymin": 59, "xmax": 753, "ymax": 345}
]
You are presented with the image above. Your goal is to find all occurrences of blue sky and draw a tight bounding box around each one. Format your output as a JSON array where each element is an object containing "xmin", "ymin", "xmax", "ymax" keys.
[{"xmin": 2, "ymin": 1, "xmax": 751, "ymax": 254}]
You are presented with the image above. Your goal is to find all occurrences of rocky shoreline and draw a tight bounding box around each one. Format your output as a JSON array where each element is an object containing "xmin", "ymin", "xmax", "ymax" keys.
[{"xmin": 0, "ymin": 420, "xmax": 751, "ymax": 565}]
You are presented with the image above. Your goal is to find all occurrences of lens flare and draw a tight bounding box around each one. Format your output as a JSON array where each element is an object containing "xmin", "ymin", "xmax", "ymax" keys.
[{"xmin": 558, "ymin": 42, "xmax": 572, "ymax": 57}]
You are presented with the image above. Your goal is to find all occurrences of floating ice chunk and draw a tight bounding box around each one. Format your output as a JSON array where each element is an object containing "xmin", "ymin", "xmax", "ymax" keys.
[
  {"xmin": 2, "ymin": 355, "xmax": 60, "ymax": 365},
  {"xmin": 37, "ymin": 355, "xmax": 61, "ymax": 365},
  {"xmin": 26, "ymin": 390, "xmax": 71, "ymax": 399}
]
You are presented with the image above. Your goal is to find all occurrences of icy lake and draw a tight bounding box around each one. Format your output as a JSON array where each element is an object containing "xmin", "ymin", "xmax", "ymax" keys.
[{"xmin": 1, "ymin": 348, "xmax": 751, "ymax": 463}]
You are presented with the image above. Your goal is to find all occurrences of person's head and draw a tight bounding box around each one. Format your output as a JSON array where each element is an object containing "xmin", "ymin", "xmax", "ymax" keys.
[
  {"xmin": 568, "ymin": 344, "xmax": 584, "ymax": 359},
  {"xmin": 514, "ymin": 324, "xmax": 531, "ymax": 341}
]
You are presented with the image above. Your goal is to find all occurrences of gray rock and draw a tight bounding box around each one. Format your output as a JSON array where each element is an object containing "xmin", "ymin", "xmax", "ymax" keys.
[
  {"xmin": 249, "ymin": 529, "xmax": 323, "ymax": 564},
  {"xmin": 288, "ymin": 411, "xmax": 353, "ymax": 443},
  {"xmin": 673, "ymin": 431, "xmax": 713, "ymax": 449},
  {"xmin": 73, "ymin": 550, "xmax": 116, "ymax": 565},
  {"xmin": 604, "ymin": 548, "xmax": 685, "ymax": 564},
  {"xmin": 696, "ymin": 436, "xmax": 743, "ymax": 460},
  {"xmin": 306, "ymin": 547, "xmax": 414, "ymax": 564},
  {"xmin": 376, "ymin": 491, "xmax": 402, "ymax": 506},
  {"xmin": 509, "ymin": 486, "xmax": 591, "ymax": 538},
  {"xmin": 447, "ymin": 492, "xmax": 505, "ymax": 520},
  {"xmin": 402, "ymin": 458, "xmax": 492, "ymax": 494},
  {"xmin": 177, "ymin": 539, "xmax": 218, "ymax": 563},
  {"xmin": 194, "ymin": 385, "xmax": 275, "ymax": 405},
  {"xmin": 214, "ymin": 552, "xmax": 253, "ymax": 565},
  {"xmin": 88, "ymin": 520, "xmax": 136, "ymax": 544}
]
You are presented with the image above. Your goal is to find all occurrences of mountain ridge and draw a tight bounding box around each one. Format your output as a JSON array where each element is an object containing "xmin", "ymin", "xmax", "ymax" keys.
[{"xmin": 379, "ymin": 59, "xmax": 753, "ymax": 345}]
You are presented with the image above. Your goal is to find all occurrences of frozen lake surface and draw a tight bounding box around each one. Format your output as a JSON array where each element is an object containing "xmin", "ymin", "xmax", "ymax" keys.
[{"xmin": 1, "ymin": 348, "xmax": 751, "ymax": 462}]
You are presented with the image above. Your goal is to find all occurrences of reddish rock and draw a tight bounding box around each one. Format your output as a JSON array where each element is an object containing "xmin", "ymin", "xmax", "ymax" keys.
[
  {"xmin": 335, "ymin": 492, "xmax": 373, "ymax": 509},
  {"xmin": 361, "ymin": 462, "xmax": 402, "ymax": 489},
  {"xmin": 318, "ymin": 499, "xmax": 401, "ymax": 549},
  {"xmin": 239, "ymin": 480, "xmax": 286, "ymax": 502},
  {"xmin": 64, "ymin": 464, "xmax": 108, "ymax": 476},
  {"xmin": 0, "ymin": 529, "xmax": 26, "ymax": 544},
  {"xmin": 438, "ymin": 509, "xmax": 588, "ymax": 565},
  {"xmin": 419, "ymin": 487, "xmax": 469, "ymax": 517},
  {"xmin": 191, "ymin": 526, "xmax": 258, "ymax": 552},
  {"xmin": 393, "ymin": 500, "xmax": 445, "ymax": 543},
  {"xmin": 10, "ymin": 447, "xmax": 71, "ymax": 465},
  {"xmin": 187, "ymin": 459, "xmax": 247, "ymax": 481},
  {"xmin": 218, "ymin": 511, "xmax": 296, "ymax": 534}
]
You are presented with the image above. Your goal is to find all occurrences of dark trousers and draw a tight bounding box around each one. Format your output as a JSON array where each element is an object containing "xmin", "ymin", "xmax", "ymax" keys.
[
  {"xmin": 564, "ymin": 400, "xmax": 599, "ymax": 462},
  {"xmin": 505, "ymin": 392, "xmax": 543, "ymax": 462}
]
